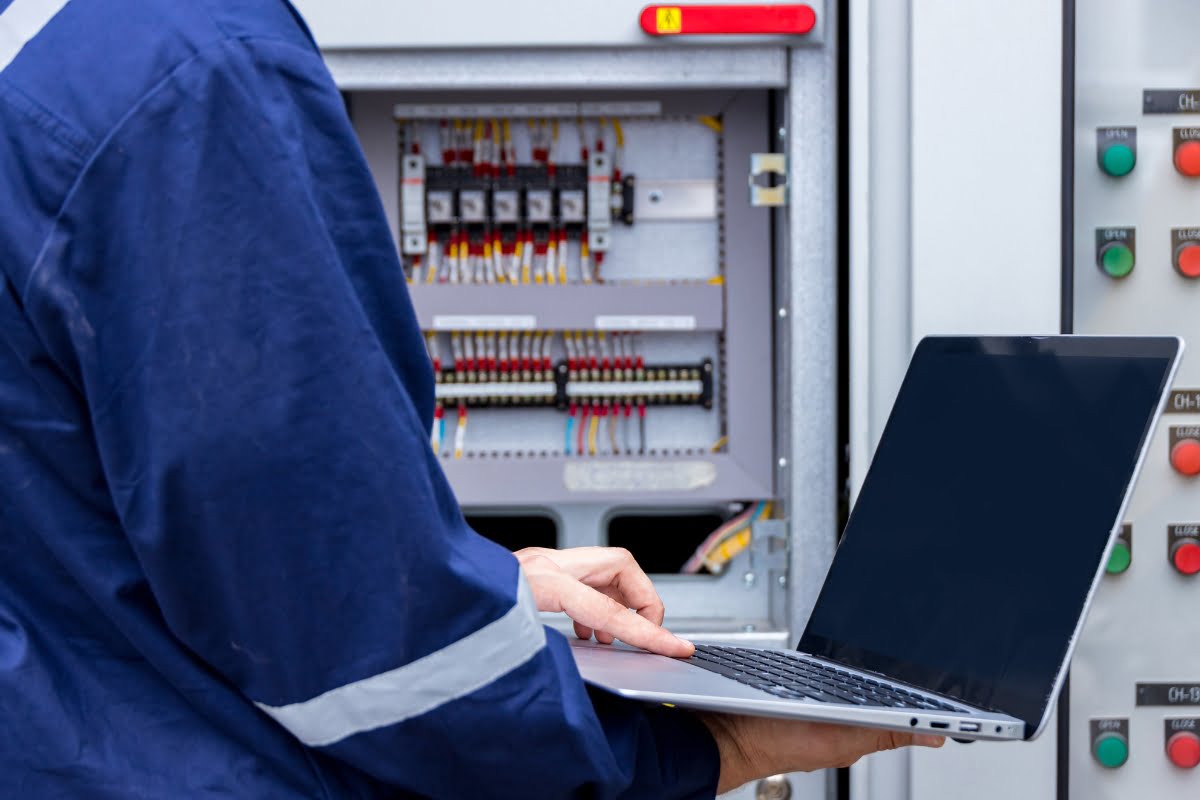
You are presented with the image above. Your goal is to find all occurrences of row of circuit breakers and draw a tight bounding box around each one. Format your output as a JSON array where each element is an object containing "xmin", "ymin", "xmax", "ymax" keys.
[
  {"xmin": 394, "ymin": 104, "xmax": 722, "ymax": 461},
  {"xmin": 397, "ymin": 105, "xmax": 653, "ymax": 285}
]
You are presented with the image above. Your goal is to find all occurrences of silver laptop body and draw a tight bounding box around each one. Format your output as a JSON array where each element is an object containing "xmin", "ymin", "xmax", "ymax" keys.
[{"xmin": 573, "ymin": 335, "xmax": 1183, "ymax": 742}]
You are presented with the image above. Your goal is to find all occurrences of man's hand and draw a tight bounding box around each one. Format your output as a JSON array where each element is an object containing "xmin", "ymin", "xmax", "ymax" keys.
[
  {"xmin": 515, "ymin": 546, "xmax": 694, "ymax": 658},
  {"xmin": 699, "ymin": 714, "xmax": 945, "ymax": 793}
]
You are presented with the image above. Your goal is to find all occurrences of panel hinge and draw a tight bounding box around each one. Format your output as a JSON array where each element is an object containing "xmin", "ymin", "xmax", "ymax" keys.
[{"xmin": 749, "ymin": 153, "xmax": 788, "ymax": 207}]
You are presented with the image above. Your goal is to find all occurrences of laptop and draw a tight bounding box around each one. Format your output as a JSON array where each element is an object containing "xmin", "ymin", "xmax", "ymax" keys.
[{"xmin": 571, "ymin": 335, "xmax": 1182, "ymax": 741}]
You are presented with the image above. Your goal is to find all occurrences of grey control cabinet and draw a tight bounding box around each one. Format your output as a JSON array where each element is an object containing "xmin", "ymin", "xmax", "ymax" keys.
[
  {"xmin": 1069, "ymin": 0, "xmax": 1200, "ymax": 796},
  {"xmin": 293, "ymin": 3, "xmax": 840, "ymax": 797}
]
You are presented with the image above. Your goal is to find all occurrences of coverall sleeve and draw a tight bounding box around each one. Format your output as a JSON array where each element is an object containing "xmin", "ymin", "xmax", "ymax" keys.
[{"xmin": 25, "ymin": 36, "xmax": 719, "ymax": 799}]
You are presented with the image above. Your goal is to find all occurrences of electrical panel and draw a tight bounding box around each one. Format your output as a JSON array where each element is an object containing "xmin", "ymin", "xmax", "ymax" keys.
[
  {"xmin": 1070, "ymin": 0, "xmax": 1200, "ymax": 795},
  {"xmin": 296, "ymin": 4, "xmax": 839, "ymax": 797}
]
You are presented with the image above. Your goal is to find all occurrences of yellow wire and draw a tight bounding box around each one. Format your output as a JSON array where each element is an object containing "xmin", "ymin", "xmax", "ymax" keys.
[
  {"xmin": 709, "ymin": 435, "xmax": 729, "ymax": 453},
  {"xmin": 588, "ymin": 414, "xmax": 600, "ymax": 456},
  {"xmin": 518, "ymin": 237, "xmax": 530, "ymax": 285},
  {"xmin": 613, "ymin": 119, "xmax": 625, "ymax": 148},
  {"xmin": 698, "ymin": 115, "xmax": 723, "ymax": 134},
  {"xmin": 454, "ymin": 415, "xmax": 467, "ymax": 460}
]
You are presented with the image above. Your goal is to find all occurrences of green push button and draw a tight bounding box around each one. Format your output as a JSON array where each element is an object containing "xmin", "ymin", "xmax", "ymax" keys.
[
  {"xmin": 1099, "ymin": 243, "xmax": 1135, "ymax": 279},
  {"xmin": 1106, "ymin": 540, "xmax": 1132, "ymax": 575},
  {"xmin": 1094, "ymin": 733, "xmax": 1129, "ymax": 768},
  {"xmin": 1101, "ymin": 143, "xmax": 1136, "ymax": 177}
]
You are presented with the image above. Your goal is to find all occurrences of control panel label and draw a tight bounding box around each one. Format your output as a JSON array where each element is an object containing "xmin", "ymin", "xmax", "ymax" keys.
[
  {"xmin": 432, "ymin": 315, "xmax": 538, "ymax": 331},
  {"xmin": 1097, "ymin": 127, "xmax": 1135, "ymax": 142},
  {"xmin": 1168, "ymin": 524, "xmax": 1200, "ymax": 541},
  {"xmin": 1173, "ymin": 229, "xmax": 1200, "ymax": 245},
  {"xmin": 1171, "ymin": 426, "xmax": 1200, "ymax": 445},
  {"xmin": 1093, "ymin": 718, "xmax": 1127, "ymax": 733},
  {"xmin": 1145, "ymin": 90, "xmax": 1200, "ymax": 114},
  {"xmin": 1177, "ymin": 128, "xmax": 1200, "ymax": 143},
  {"xmin": 594, "ymin": 315, "xmax": 697, "ymax": 331},
  {"xmin": 1137, "ymin": 683, "xmax": 1200, "ymax": 706},
  {"xmin": 1167, "ymin": 390, "xmax": 1200, "ymax": 414},
  {"xmin": 1167, "ymin": 718, "xmax": 1200, "ymax": 732},
  {"xmin": 1098, "ymin": 227, "xmax": 1134, "ymax": 243}
]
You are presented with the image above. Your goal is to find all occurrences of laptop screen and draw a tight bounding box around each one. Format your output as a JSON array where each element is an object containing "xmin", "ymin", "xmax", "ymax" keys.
[{"xmin": 798, "ymin": 336, "xmax": 1178, "ymax": 736}]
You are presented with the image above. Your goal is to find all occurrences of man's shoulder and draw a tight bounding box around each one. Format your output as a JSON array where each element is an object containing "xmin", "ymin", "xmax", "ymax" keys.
[{"xmin": 0, "ymin": 0, "xmax": 317, "ymax": 152}]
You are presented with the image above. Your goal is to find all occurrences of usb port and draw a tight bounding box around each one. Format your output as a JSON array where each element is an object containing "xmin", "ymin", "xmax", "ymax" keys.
[
  {"xmin": 959, "ymin": 723, "xmax": 981, "ymax": 732},
  {"xmin": 930, "ymin": 722, "xmax": 949, "ymax": 729}
]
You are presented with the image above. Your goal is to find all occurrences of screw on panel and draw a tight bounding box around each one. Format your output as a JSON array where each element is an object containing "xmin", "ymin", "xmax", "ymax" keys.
[
  {"xmin": 778, "ymin": 458, "xmax": 788, "ymax": 469},
  {"xmin": 777, "ymin": 307, "xmax": 788, "ymax": 319},
  {"xmin": 743, "ymin": 572, "xmax": 757, "ymax": 588},
  {"xmin": 778, "ymin": 575, "xmax": 787, "ymax": 588},
  {"xmin": 647, "ymin": 189, "xmax": 664, "ymax": 203},
  {"xmin": 777, "ymin": 128, "xmax": 787, "ymax": 141},
  {"xmin": 742, "ymin": 623, "xmax": 757, "ymax": 633}
]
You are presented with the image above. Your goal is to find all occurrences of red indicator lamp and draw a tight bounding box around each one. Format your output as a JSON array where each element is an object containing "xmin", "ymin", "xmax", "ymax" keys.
[
  {"xmin": 1171, "ymin": 438, "xmax": 1200, "ymax": 476},
  {"xmin": 1176, "ymin": 242, "xmax": 1200, "ymax": 279},
  {"xmin": 1167, "ymin": 731, "xmax": 1200, "ymax": 769},
  {"xmin": 640, "ymin": 4, "xmax": 817, "ymax": 36},
  {"xmin": 1172, "ymin": 540, "xmax": 1200, "ymax": 576},
  {"xmin": 1175, "ymin": 140, "xmax": 1200, "ymax": 178}
]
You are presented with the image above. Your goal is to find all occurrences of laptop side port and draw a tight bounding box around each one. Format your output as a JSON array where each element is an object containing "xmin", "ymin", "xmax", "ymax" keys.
[
  {"xmin": 959, "ymin": 722, "xmax": 981, "ymax": 732},
  {"xmin": 930, "ymin": 721, "xmax": 950, "ymax": 729}
]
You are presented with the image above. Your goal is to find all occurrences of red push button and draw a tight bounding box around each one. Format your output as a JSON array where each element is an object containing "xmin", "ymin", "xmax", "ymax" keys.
[
  {"xmin": 1167, "ymin": 731, "xmax": 1200, "ymax": 769},
  {"xmin": 1177, "ymin": 243, "xmax": 1200, "ymax": 279},
  {"xmin": 1171, "ymin": 439, "xmax": 1200, "ymax": 476},
  {"xmin": 639, "ymin": 4, "xmax": 817, "ymax": 36},
  {"xmin": 1172, "ymin": 540, "xmax": 1200, "ymax": 576},
  {"xmin": 1176, "ymin": 141, "xmax": 1200, "ymax": 178}
]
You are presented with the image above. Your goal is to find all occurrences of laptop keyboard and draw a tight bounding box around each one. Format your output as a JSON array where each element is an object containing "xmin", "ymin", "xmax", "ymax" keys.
[{"xmin": 690, "ymin": 645, "xmax": 962, "ymax": 711}]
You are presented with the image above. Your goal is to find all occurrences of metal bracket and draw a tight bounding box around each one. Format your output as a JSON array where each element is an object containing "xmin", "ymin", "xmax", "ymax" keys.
[
  {"xmin": 749, "ymin": 153, "xmax": 788, "ymax": 207},
  {"xmin": 749, "ymin": 519, "xmax": 790, "ymax": 572}
]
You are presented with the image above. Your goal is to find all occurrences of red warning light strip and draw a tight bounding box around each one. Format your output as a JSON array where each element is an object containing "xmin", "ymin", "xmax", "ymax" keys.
[{"xmin": 639, "ymin": 4, "xmax": 816, "ymax": 36}]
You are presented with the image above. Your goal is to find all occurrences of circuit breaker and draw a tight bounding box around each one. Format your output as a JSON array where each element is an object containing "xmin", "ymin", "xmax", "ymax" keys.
[
  {"xmin": 1069, "ymin": 0, "xmax": 1200, "ymax": 795},
  {"xmin": 292, "ymin": 3, "xmax": 839, "ymax": 798}
]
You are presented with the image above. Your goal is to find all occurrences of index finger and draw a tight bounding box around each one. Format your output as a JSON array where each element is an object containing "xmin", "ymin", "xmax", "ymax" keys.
[{"xmin": 559, "ymin": 578, "xmax": 694, "ymax": 658}]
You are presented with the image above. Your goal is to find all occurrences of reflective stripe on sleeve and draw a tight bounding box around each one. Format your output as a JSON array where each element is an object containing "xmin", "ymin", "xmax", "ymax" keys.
[
  {"xmin": 0, "ymin": 0, "xmax": 70, "ymax": 73},
  {"xmin": 256, "ymin": 569, "xmax": 547, "ymax": 747}
]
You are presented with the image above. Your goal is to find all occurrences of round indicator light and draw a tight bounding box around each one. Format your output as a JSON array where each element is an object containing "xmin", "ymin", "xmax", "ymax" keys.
[
  {"xmin": 1176, "ymin": 243, "xmax": 1200, "ymax": 279},
  {"xmin": 1100, "ymin": 144, "xmax": 1136, "ymax": 177},
  {"xmin": 1094, "ymin": 732, "xmax": 1129, "ymax": 768},
  {"xmin": 1171, "ymin": 439, "xmax": 1200, "ymax": 476},
  {"xmin": 1106, "ymin": 541, "xmax": 1132, "ymax": 575},
  {"xmin": 1175, "ymin": 141, "xmax": 1200, "ymax": 178},
  {"xmin": 1171, "ymin": 540, "xmax": 1200, "ymax": 576},
  {"xmin": 1167, "ymin": 731, "xmax": 1200, "ymax": 769},
  {"xmin": 1098, "ymin": 242, "xmax": 1135, "ymax": 278}
]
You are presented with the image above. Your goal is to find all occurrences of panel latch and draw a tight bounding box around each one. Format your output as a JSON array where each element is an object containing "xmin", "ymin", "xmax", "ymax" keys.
[{"xmin": 749, "ymin": 153, "xmax": 788, "ymax": 207}]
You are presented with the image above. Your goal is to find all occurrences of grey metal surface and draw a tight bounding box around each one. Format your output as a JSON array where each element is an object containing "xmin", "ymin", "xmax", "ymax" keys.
[
  {"xmin": 292, "ymin": 0, "xmax": 827, "ymax": 50},
  {"xmin": 324, "ymin": 48, "xmax": 790, "ymax": 92},
  {"xmin": 1070, "ymin": 2, "xmax": 1200, "ymax": 798},
  {"xmin": 634, "ymin": 179, "xmax": 719, "ymax": 221},
  {"xmin": 722, "ymin": 90, "xmax": 778, "ymax": 498},
  {"xmin": 437, "ymin": 455, "xmax": 767, "ymax": 505},
  {"xmin": 783, "ymin": 43, "xmax": 839, "ymax": 639},
  {"xmin": 410, "ymin": 284, "xmax": 725, "ymax": 331}
]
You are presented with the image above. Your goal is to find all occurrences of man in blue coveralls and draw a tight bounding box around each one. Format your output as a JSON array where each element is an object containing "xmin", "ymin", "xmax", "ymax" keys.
[{"xmin": 0, "ymin": 0, "xmax": 942, "ymax": 796}]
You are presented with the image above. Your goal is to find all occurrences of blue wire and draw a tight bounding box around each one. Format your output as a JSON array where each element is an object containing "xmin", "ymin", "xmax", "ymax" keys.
[{"xmin": 564, "ymin": 418, "xmax": 574, "ymax": 455}]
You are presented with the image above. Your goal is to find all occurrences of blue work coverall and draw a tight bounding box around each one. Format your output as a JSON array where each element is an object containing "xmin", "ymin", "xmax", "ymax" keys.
[{"xmin": 0, "ymin": 0, "xmax": 719, "ymax": 796}]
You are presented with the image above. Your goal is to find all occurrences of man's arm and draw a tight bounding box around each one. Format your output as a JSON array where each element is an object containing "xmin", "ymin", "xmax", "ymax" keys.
[{"xmin": 24, "ymin": 34, "xmax": 718, "ymax": 798}]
